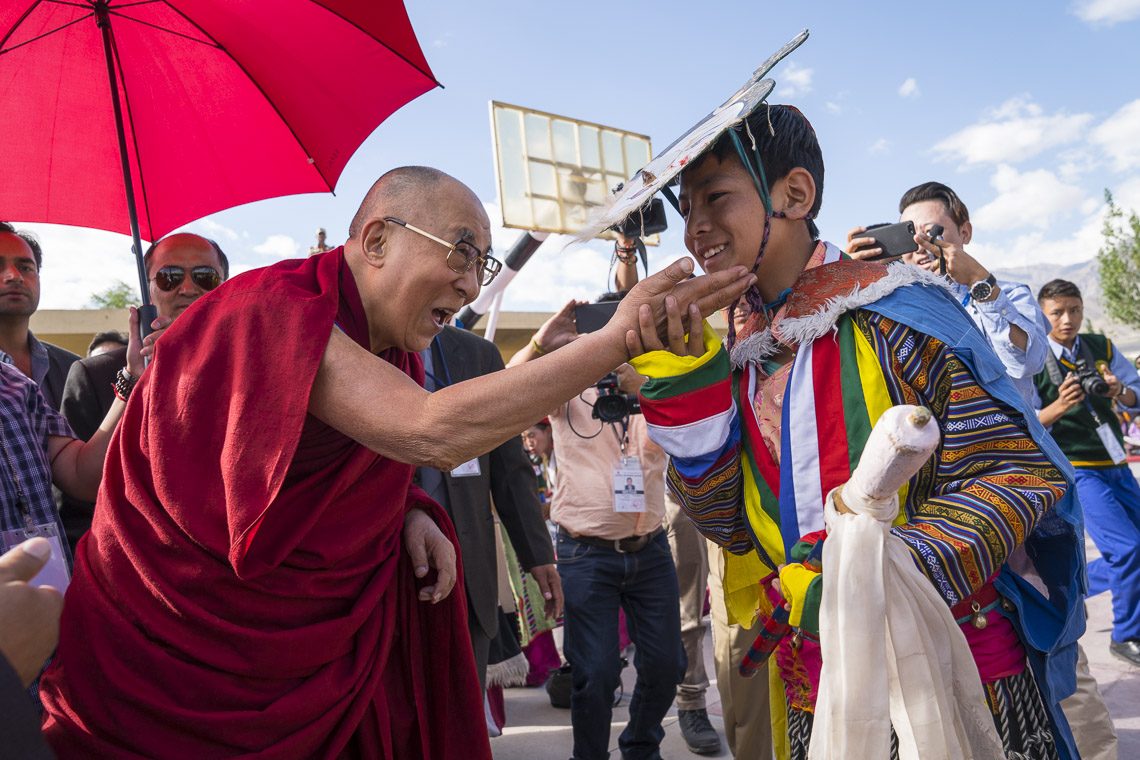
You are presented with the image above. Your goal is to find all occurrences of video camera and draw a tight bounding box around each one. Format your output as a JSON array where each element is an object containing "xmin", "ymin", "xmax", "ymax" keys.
[
  {"xmin": 1074, "ymin": 359, "xmax": 1111, "ymax": 397},
  {"xmin": 592, "ymin": 373, "xmax": 642, "ymax": 423}
]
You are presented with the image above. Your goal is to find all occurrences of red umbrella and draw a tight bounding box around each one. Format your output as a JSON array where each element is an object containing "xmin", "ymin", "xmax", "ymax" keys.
[{"xmin": 0, "ymin": 0, "xmax": 438, "ymax": 322}]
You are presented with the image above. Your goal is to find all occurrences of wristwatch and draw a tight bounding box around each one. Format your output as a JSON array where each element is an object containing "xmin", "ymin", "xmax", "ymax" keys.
[{"xmin": 969, "ymin": 274, "xmax": 998, "ymax": 302}]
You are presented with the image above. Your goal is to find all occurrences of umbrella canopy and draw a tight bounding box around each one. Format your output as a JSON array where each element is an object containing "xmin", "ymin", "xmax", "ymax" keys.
[{"xmin": 0, "ymin": 0, "xmax": 438, "ymax": 241}]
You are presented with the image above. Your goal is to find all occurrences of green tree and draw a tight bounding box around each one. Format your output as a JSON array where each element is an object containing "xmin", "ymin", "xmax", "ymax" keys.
[
  {"xmin": 88, "ymin": 280, "xmax": 141, "ymax": 309},
  {"xmin": 1097, "ymin": 190, "xmax": 1140, "ymax": 329}
]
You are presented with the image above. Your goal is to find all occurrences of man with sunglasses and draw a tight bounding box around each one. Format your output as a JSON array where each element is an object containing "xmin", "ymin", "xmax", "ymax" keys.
[
  {"xmin": 39, "ymin": 165, "xmax": 755, "ymax": 759},
  {"xmin": 58, "ymin": 232, "xmax": 228, "ymax": 553}
]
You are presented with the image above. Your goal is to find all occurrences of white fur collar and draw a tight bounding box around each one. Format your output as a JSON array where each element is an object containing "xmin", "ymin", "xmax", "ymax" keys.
[{"xmin": 728, "ymin": 262, "xmax": 951, "ymax": 370}]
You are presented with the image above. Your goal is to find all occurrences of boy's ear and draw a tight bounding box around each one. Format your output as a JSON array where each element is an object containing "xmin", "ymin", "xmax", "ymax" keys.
[{"xmin": 781, "ymin": 167, "xmax": 817, "ymax": 220}]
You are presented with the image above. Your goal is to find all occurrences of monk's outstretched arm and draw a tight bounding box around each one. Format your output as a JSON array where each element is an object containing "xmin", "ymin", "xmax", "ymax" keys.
[{"xmin": 309, "ymin": 259, "xmax": 755, "ymax": 471}]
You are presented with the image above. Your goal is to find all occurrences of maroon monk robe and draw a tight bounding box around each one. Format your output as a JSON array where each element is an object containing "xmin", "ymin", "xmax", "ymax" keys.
[{"xmin": 41, "ymin": 249, "xmax": 490, "ymax": 759}]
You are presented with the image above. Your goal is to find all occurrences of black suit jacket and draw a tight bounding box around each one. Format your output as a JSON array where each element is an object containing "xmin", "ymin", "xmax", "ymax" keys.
[
  {"xmin": 38, "ymin": 340, "xmax": 81, "ymax": 412},
  {"xmin": 58, "ymin": 346, "xmax": 124, "ymax": 552},
  {"xmin": 425, "ymin": 327, "xmax": 554, "ymax": 640}
]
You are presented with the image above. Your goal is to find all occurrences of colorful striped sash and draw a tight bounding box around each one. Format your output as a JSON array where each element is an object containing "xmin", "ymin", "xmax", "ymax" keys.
[{"xmin": 741, "ymin": 315, "xmax": 909, "ymax": 562}]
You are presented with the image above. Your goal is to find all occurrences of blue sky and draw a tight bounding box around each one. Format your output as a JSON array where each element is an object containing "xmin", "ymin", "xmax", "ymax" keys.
[{"xmin": 22, "ymin": 0, "xmax": 1140, "ymax": 311}]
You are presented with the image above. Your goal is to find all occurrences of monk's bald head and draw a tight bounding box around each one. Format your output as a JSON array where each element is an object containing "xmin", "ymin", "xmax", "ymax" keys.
[{"xmin": 349, "ymin": 166, "xmax": 481, "ymax": 239}]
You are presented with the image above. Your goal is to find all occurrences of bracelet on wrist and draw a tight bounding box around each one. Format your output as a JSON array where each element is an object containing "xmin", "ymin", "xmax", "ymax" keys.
[
  {"xmin": 530, "ymin": 338, "xmax": 547, "ymax": 356},
  {"xmin": 113, "ymin": 367, "xmax": 139, "ymax": 402}
]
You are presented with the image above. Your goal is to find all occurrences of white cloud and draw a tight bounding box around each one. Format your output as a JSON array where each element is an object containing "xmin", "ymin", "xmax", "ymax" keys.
[
  {"xmin": 1091, "ymin": 99, "xmax": 1140, "ymax": 171},
  {"xmin": 970, "ymin": 209, "xmax": 1107, "ymax": 269},
  {"xmin": 868, "ymin": 138, "xmax": 890, "ymax": 155},
  {"xmin": 973, "ymin": 164, "xmax": 1089, "ymax": 232},
  {"xmin": 777, "ymin": 63, "xmax": 813, "ymax": 97},
  {"xmin": 252, "ymin": 234, "xmax": 300, "ymax": 260},
  {"xmin": 932, "ymin": 96, "xmax": 1092, "ymax": 165},
  {"xmin": 1073, "ymin": 0, "xmax": 1140, "ymax": 25},
  {"xmin": 196, "ymin": 217, "xmax": 241, "ymax": 242},
  {"xmin": 15, "ymin": 223, "xmax": 140, "ymax": 309},
  {"xmin": 898, "ymin": 78, "xmax": 920, "ymax": 98},
  {"xmin": 825, "ymin": 101, "xmax": 842, "ymax": 115}
]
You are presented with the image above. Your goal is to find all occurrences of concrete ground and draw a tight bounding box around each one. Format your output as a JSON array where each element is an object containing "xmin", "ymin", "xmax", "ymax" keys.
[{"xmin": 491, "ymin": 537, "xmax": 1140, "ymax": 759}]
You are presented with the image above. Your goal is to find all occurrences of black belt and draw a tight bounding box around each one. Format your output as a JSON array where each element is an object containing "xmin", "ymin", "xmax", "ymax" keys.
[{"xmin": 561, "ymin": 526, "xmax": 663, "ymax": 554}]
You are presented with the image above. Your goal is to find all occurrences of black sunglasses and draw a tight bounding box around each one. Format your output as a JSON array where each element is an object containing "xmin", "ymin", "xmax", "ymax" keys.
[{"xmin": 152, "ymin": 266, "xmax": 222, "ymax": 293}]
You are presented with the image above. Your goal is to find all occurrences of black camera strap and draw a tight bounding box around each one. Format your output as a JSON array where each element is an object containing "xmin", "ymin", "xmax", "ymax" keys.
[{"xmin": 1044, "ymin": 340, "xmax": 1109, "ymax": 424}]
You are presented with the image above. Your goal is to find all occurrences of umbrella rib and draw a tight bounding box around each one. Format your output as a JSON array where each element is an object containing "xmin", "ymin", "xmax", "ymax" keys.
[
  {"xmin": 0, "ymin": 12, "xmax": 93, "ymax": 56},
  {"xmin": 159, "ymin": 0, "xmax": 336, "ymax": 191},
  {"xmin": 107, "ymin": 8, "xmax": 218, "ymax": 47},
  {"xmin": 305, "ymin": 0, "xmax": 441, "ymax": 88},
  {"xmin": 107, "ymin": 18, "xmax": 156, "ymax": 240}
]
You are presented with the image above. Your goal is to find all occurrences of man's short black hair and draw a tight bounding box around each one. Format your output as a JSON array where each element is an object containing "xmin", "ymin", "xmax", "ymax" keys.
[
  {"xmin": 1038, "ymin": 279, "xmax": 1082, "ymax": 303},
  {"xmin": 142, "ymin": 235, "xmax": 230, "ymax": 279},
  {"xmin": 87, "ymin": 330, "xmax": 128, "ymax": 355},
  {"xmin": 0, "ymin": 221, "xmax": 43, "ymax": 269},
  {"xmin": 899, "ymin": 182, "xmax": 970, "ymax": 227},
  {"xmin": 702, "ymin": 104, "xmax": 825, "ymax": 220}
]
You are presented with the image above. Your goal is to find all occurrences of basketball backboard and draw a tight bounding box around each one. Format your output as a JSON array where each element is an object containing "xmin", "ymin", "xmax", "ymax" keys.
[{"xmin": 489, "ymin": 101, "xmax": 656, "ymax": 242}]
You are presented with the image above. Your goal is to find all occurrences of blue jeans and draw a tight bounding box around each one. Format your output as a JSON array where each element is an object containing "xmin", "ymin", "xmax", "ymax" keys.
[
  {"xmin": 558, "ymin": 530, "xmax": 685, "ymax": 760},
  {"xmin": 1075, "ymin": 465, "xmax": 1140, "ymax": 641}
]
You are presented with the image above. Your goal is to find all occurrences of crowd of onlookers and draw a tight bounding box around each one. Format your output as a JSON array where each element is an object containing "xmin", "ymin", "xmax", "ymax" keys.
[{"xmin": 2, "ymin": 169, "xmax": 1140, "ymax": 760}]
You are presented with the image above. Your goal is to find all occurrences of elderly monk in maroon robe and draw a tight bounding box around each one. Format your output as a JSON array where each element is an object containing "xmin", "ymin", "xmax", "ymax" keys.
[{"xmin": 40, "ymin": 166, "xmax": 755, "ymax": 758}]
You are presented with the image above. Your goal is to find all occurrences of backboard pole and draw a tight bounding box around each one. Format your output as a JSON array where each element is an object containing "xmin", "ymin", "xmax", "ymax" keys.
[{"xmin": 455, "ymin": 231, "xmax": 548, "ymax": 330}]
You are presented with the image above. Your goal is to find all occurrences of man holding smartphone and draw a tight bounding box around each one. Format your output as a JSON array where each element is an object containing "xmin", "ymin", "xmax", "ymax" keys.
[{"xmin": 847, "ymin": 181, "xmax": 1050, "ymax": 409}]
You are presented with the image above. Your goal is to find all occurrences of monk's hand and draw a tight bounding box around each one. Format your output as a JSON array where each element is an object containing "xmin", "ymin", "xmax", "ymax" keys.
[
  {"xmin": 0, "ymin": 538, "xmax": 64, "ymax": 687},
  {"xmin": 529, "ymin": 564, "xmax": 563, "ymax": 620},
  {"xmin": 607, "ymin": 257, "xmax": 754, "ymax": 349},
  {"xmin": 404, "ymin": 508, "xmax": 456, "ymax": 604},
  {"xmin": 625, "ymin": 299, "xmax": 705, "ymax": 359}
]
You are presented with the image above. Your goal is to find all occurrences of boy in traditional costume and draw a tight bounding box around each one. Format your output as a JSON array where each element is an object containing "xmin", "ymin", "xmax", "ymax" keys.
[{"xmin": 587, "ymin": 33, "xmax": 1085, "ymax": 760}]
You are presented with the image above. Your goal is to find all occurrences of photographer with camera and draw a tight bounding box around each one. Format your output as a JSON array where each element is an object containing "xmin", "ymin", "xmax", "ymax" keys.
[
  {"xmin": 1036, "ymin": 279, "xmax": 1140, "ymax": 671},
  {"xmin": 509, "ymin": 294, "xmax": 684, "ymax": 760}
]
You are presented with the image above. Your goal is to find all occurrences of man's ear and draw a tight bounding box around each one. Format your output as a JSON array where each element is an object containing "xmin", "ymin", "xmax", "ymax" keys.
[
  {"xmin": 781, "ymin": 167, "xmax": 817, "ymax": 221},
  {"xmin": 359, "ymin": 217, "xmax": 388, "ymax": 267},
  {"xmin": 959, "ymin": 220, "xmax": 973, "ymax": 245}
]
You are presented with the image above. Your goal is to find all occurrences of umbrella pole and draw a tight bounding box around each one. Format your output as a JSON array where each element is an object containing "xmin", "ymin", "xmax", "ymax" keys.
[{"xmin": 95, "ymin": 3, "xmax": 158, "ymax": 338}]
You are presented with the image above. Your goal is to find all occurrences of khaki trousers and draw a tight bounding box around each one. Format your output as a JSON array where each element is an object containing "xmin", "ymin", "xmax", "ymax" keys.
[
  {"xmin": 707, "ymin": 538, "xmax": 774, "ymax": 759},
  {"xmin": 1061, "ymin": 642, "xmax": 1118, "ymax": 760},
  {"xmin": 664, "ymin": 490, "xmax": 710, "ymax": 710}
]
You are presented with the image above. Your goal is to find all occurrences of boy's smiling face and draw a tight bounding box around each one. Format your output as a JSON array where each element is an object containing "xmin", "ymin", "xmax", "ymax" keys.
[{"xmin": 678, "ymin": 153, "xmax": 796, "ymax": 277}]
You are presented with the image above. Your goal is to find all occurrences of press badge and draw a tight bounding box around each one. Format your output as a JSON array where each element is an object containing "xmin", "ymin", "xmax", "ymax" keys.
[
  {"xmin": 451, "ymin": 458, "xmax": 482, "ymax": 478},
  {"xmin": 612, "ymin": 457, "xmax": 646, "ymax": 513},
  {"xmin": 1, "ymin": 521, "xmax": 70, "ymax": 595},
  {"xmin": 1096, "ymin": 423, "xmax": 1128, "ymax": 465}
]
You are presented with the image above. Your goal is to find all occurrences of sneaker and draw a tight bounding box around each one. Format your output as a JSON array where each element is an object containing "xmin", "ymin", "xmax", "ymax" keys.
[
  {"xmin": 677, "ymin": 708, "xmax": 721, "ymax": 755},
  {"xmin": 1110, "ymin": 638, "xmax": 1140, "ymax": 667}
]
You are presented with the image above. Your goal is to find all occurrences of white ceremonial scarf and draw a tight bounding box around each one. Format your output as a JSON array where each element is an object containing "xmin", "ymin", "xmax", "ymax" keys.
[{"xmin": 809, "ymin": 490, "xmax": 1005, "ymax": 760}]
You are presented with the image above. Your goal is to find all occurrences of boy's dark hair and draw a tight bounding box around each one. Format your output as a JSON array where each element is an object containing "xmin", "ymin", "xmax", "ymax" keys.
[
  {"xmin": 898, "ymin": 182, "xmax": 970, "ymax": 227},
  {"xmin": 703, "ymin": 104, "xmax": 825, "ymax": 220},
  {"xmin": 87, "ymin": 330, "xmax": 129, "ymax": 355},
  {"xmin": 1038, "ymin": 279, "xmax": 1082, "ymax": 303},
  {"xmin": 142, "ymin": 235, "xmax": 230, "ymax": 279},
  {"xmin": 0, "ymin": 221, "xmax": 43, "ymax": 269}
]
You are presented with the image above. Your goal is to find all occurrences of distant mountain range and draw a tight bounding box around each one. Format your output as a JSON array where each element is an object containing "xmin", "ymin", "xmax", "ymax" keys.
[{"xmin": 992, "ymin": 258, "xmax": 1140, "ymax": 359}]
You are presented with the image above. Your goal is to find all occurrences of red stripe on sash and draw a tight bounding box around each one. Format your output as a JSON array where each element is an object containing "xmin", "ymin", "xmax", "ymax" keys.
[
  {"xmin": 639, "ymin": 378, "xmax": 732, "ymax": 427},
  {"xmin": 810, "ymin": 336, "xmax": 852, "ymax": 499}
]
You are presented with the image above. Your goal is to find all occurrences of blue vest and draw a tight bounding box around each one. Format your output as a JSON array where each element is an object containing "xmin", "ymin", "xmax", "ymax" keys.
[{"xmin": 868, "ymin": 281, "xmax": 1085, "ymax": 760}]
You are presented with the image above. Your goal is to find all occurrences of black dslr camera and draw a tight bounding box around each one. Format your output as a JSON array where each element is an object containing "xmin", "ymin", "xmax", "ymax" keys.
[
  {"xmin": 592, "ymin": 373, "xmax": 642, "ymax": 423},
  {"xmin": 1074, "ymin": 359, "xmax": 1111, "ymax": 397}
]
